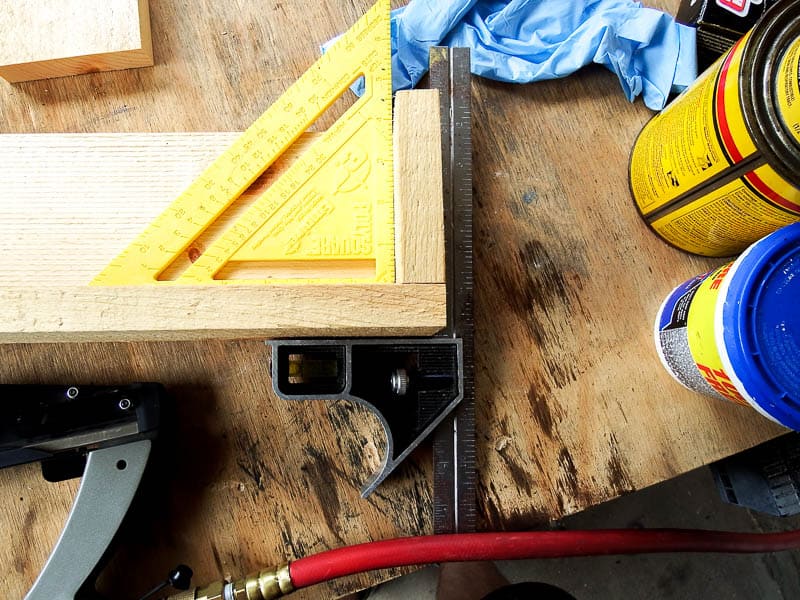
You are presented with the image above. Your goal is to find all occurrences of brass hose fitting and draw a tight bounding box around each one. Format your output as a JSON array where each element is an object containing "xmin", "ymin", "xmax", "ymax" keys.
[{"xmin": 167, "ymin": 564, "xmax": 293, "ymax": 600}]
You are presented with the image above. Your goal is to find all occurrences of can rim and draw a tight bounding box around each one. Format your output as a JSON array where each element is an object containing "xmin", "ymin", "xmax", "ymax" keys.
[{"xmin": 742, "ymin": 0, "xmax": 800, "ymax": 185}]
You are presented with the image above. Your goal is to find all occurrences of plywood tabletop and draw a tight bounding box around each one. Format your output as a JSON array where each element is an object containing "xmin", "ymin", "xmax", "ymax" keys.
[{"xmin": 0, "ymin": 0, "xmax": 786, "ymax": 598}]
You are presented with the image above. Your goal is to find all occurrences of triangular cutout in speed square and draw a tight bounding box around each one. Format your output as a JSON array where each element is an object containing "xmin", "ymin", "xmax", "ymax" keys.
[{"xmin": 93, "ymin": 0, "xmax": 393, "ymax": 286}]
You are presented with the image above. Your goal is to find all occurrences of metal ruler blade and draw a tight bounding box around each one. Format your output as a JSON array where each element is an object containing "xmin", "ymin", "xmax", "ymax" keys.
[{"xmin": 430, "ymin": 46, "xmax": 476, "ymax": 534}]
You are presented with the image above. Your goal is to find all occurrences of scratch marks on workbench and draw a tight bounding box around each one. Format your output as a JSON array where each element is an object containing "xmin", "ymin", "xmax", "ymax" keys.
[
  {"xmin": 477, "ymin": 478, "xmax": 551, "ymax": 531},
  {"xmin": 109, "ymin": 103, "xmax": 134, "ymax": 117},
  {"xmin": 556, "ymin": 447, "xmax": 580, "ymax": 500},
  {"xmin": 210, "ymin": 541, "xmax": 225, "ymax": 575},
  {"xmin": 301, "ymin": 447, "xmax": 346, "ymax": 545},
  {"xmin": 543, "ymin": 357, "xmax": 578, "ymax": 390},
  {"xmin": 365, "ymin": 446, "xmax": 432, "ymax": 525},
  {"xmin": 528, "ymin": 383, "xmax": 556, "ymax": 439},
  {"xmin": 279, "ymin": 518, "xmax": 310, "ymax": 561},
  {"xmin": 606, "ymin": 432, "xmax": 634, "ymax": 496},
  {"xmin": 326, "ymin": 400, "xmax": 386, "ymax": 488},
  {"xmin": 234, "ymin": 429, "xmax": 274, "ymax": 496},
  {"xmin": 212, "ymin": 27, "xmax": 242, "ymax": 89}
]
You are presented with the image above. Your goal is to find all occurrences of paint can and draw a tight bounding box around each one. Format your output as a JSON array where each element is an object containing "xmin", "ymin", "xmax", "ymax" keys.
[
  {"xmin": 654, "ymin": 222, "xmax": 800, "ymax": 429},
  {"xmin": 630, "ymin": 0, "xmax": 800, "ymax": 257}
]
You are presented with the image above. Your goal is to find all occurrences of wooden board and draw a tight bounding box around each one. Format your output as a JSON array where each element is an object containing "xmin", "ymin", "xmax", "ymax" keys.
[
  {"xmin": 393, "ymin": 89, "xmax": 446, "ymax": 284},
  {"xmin": 0, "ymin": 0, "xmax": 153, "ymax": 82},
  {"xmin": 0, "ymin": 132, "xmax": 446, "ymax": 341},
  {"xmin": 0, "ymin": 284, "xmax": 445, "ymax": 342},
  {"xmin": 0, "ymin": 1, "xmax": 789, "ymax": 598},
  {"xmin": 0, "ymin": 132, "xmax": 316, "ymax": 286}
]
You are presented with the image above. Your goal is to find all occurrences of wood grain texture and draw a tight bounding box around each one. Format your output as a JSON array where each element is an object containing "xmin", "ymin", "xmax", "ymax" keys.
[
  {"xmin": 0, "ymin": 132, "xmax": 319, "ymax": 286},
  {"xmin": 470, "ymin": 1, "xmax": 786, "ymax": 529},
  {"xmin": 0, "ymin": 0, "xmax": 153, "ymax": 82},
  {"xmin": 393, "ymin": 90, "xmax": 445, "ymax": 283},
  {"xmin": 0, "ymin": 132, "xmax": 444, "ymax": 341},
  {"xmin": 0, "ymin": 0, "xmax": 788, "ymax": 598},
  {"xmin": 0, "ymin": 284, "xmax": 445, "ymax": 342}
]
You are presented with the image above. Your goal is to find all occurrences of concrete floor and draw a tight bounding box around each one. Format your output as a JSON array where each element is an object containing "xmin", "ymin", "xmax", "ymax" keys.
[{"xmin": 367, "ymin": 466, "xmax": 800, "ymax": 599}]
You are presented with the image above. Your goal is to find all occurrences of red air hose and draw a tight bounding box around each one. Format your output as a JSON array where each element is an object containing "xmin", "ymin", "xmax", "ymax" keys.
[{"xmin": 289, "ymin": 529, "xmax": 800, "ymax": 589}]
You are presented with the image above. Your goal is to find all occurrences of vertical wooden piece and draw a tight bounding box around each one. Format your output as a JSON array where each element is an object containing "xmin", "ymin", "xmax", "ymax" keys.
[{"xmin": 393, "ymin": 89, "xmax": 446, "ymax": 283}]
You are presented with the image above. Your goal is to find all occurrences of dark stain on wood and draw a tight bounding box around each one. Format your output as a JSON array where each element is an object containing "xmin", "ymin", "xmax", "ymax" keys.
[
  {"xmin": 235, "ymin": 432, "xmax": 272, "ymax": 495},
  {"xmin": 13, "ymin": 508, "xmax": 35, "ymax": 574},
  {"xmin": 501, "ymin": 509, "xmax": 552, "ymax": 532},
  {"xmin": 606, "ymin": 433, "xmax": 634, "ymax": 495},
  {"xmin": 279, "ymin": 518, "xmax": 309, "ymax": 561},
  {"xmin": 211, "ymin": 541, "xmax": 224, "ymax": 575},
  {"xmin": 543, "ymin": 356, "xmax": 577, "ymax": 390},
  {"xmin": 303, "ymin": 447, "xmax": 345, "ymax": 545},
  {"xmin": 478, "ymin": 480, "xmax": 551, "ymax": 531},
  {"xmin": 22, "ymin": 506, "xmax": 35, "ymax": 532},
  {"xmin": 499, "ymin": 452, "xmax": 532, "ymax": 496},
  {"xmin": 211, "ymin": 29, "xmax": 242, "ymax": 90},
  {"xmin": 519, "ymin": 239, "xmax": 571, "ymax": 310},
  {"xmin": 528, "ymin": 382, "xmax": 555, "ymax": 439},
  {"xmin": 327, "ymin": 400, "xmax": 382, "ymax": 488},
  {"xmin": 557, "ymin": 447, "xmax": 580, "ymax": 498},
  {"xmin": 489, "ymin": 239, "xmax": 575, "ymax": 347}
]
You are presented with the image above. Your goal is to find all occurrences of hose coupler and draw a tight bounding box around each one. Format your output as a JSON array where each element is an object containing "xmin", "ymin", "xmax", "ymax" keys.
[{"xmin": 168, "ymin": 564, "xmax": 293, "ymax": 600}]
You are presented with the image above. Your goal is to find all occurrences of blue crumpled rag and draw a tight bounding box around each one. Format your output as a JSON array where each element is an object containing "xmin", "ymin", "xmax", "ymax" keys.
[{"xmin": 325, "ymin": 0, "xmax": 697, "ymax": 110}]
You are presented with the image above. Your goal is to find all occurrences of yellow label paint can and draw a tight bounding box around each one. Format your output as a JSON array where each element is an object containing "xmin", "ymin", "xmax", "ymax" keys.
[{"xmin": 630, "ymin": 1, "xmax": 800, "ymax": 256}]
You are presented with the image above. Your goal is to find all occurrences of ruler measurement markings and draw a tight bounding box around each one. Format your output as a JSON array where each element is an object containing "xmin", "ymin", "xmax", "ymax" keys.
[
  {"xmin": 193, "ymin": 66, "xmax": 387, "ymax": 278},
  {"xmin": 431, "ymin": 47, "xmax": 476, "ymax": 535},
  {"xmin": 182, "ymin": 88, "xmax": 391, "ymax": 280},
  {"xmin": 451, "ymin": 47, "xmax": 476, "ymax": 532},
  {"xmin": 431, "ymin": 46, "xmax": 457, "ymax": 535}
]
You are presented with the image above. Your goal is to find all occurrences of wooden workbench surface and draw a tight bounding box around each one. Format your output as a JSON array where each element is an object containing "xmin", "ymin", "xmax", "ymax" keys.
[{"xmin": 0, "ymin": 1, "xmax": 785, "ymax": 598}]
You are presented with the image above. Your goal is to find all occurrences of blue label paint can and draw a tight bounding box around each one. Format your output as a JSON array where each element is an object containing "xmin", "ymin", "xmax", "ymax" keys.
[{"xmin": 655, "ymin": 222, "xmax": 800, "ymax": 429}]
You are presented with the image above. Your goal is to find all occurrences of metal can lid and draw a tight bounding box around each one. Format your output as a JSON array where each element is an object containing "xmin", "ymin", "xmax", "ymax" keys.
[{"xmin": 743, "ymin": 0, "xmax": 800, "ymax": 184}]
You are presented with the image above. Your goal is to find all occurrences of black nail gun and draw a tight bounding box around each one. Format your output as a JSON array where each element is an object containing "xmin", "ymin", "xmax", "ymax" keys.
[{"xmin": 0, "ymin": 383, "xmax": 187, "ymax": 600}]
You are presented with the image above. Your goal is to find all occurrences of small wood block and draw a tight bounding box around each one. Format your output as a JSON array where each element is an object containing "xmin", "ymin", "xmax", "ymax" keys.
[
  {"xmin": 0, "ymin": 0, "xmax": 154, "ymax": 83},
  {"xmin": 393, "ymin": 89, "xmax": 446, "ymax": 284}
]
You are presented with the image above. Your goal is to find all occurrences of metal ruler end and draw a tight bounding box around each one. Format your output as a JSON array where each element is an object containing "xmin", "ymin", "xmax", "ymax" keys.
[{"xmin": 430, "ymin": 46, "xmax": 476, "ymax": 535}]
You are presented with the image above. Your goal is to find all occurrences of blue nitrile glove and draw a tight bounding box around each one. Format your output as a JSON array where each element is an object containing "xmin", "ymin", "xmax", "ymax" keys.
[{"xmin": 324, "ymin": 0, "xmax": 696, "ymax": 111}]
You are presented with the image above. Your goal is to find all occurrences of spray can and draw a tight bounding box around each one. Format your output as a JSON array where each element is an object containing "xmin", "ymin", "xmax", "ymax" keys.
[
  {"xmin": 630, "ymin": 0, "xmax": 800, "ymax": 256},
  {"xmin": 654, "ymin": 223, "xmax": 800, "ymax": 429}
]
